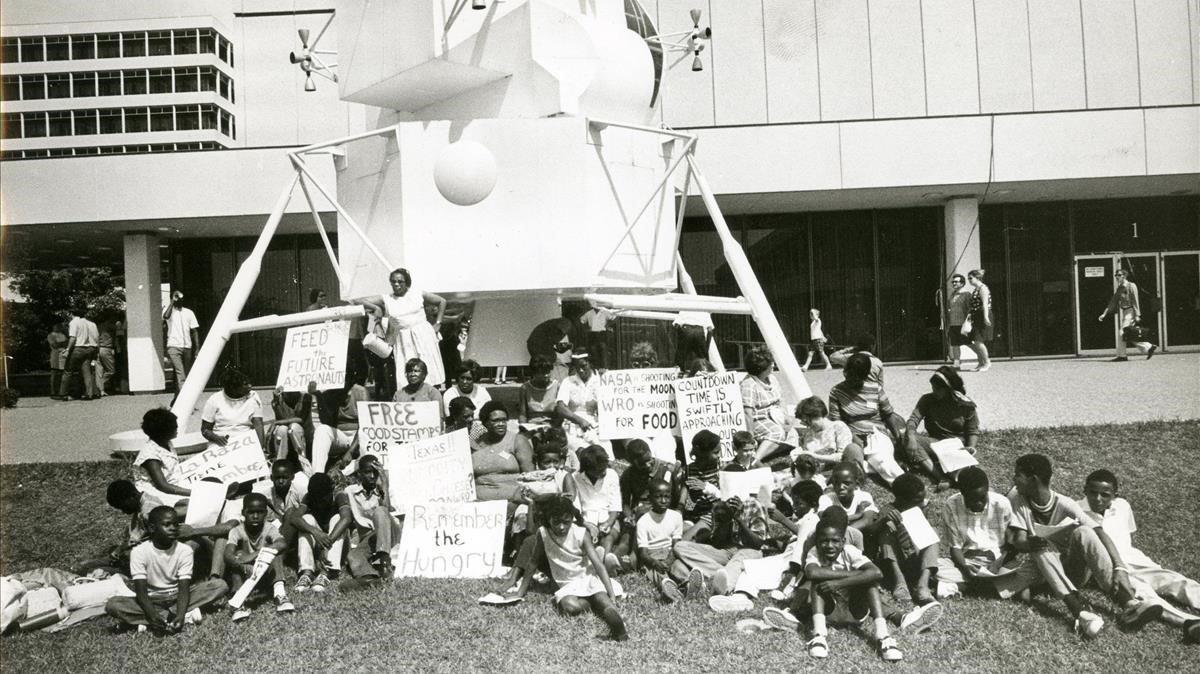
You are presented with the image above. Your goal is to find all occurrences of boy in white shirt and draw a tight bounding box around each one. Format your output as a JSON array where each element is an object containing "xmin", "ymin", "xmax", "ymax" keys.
[
  {"xmin": 105, "ymin": 506, "xmax": 228, "ymax": 634},
  {"xmin": 636, "ymin": 481, "xmax": 685, "ymax": 602},
  {"xmin": 226, "ymin": 494, "xmax": 294, "ymax": 623},
  {"xmin": 1079, "ymin": 469, "xmax": 1200, "ymax": 643},
  {"xmin": 817, "ymin": 463, "xmax": 877, "ymax": 533}
]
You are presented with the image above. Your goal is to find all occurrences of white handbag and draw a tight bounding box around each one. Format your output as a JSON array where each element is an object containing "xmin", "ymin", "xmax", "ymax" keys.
[{"xmin": 362, "ymin": 316, "xmax": 393, "ymax": 358}]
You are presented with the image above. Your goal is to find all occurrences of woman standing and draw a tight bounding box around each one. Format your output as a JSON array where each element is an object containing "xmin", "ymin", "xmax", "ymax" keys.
[
  {"xmin": 360, "ymin": 267, "xmax": 447, "ymax": 388},
  {"xmin": 965, "ymin": 269, "xmax": 993, "ymax": 372},
  {"xmin": 946, "ymin": 274, "xmax": 973, "ymax": 370}
]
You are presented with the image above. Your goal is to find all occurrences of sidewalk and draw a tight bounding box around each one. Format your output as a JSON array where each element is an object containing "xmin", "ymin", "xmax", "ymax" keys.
[{"xmin": 2, "ymin": 353, "xmax": 1197, "ymax": 465}]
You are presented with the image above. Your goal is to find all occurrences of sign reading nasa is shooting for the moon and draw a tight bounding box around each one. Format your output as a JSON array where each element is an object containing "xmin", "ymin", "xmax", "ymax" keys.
[{"xmin": 276, "ymin": 321, "xmax": 350, "ymax": 391}]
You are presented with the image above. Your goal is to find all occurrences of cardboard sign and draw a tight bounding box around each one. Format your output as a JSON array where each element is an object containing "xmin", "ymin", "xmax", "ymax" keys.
[
  {"xmin": 173, "ymin": 432, "xmax": 270, "ymax": 487},
  {"xmin": 276, "ymin": 320, "xmax": 350, "ymax": 391},
  {"xmin": 385, "ymin": 429, "xmax": 476, "ymax": 509},
  {"xmin": 392, "ymin": 500, "xmax": 507, "ymax": 579},
  {"xmin": 718, "ymin": 467, "xmax": 773, "ymax": 500},
  {"xmin": 597, "ymin": 368, "xmax": 680, "ymax": 440},
  {"xmin": 357, "ymin": 401, "xmax": 442, "ymax": 460},
  {"xmin": 183, "ymin": 479, "xmax": 229, "ymax": 528},
  {"xmin": 675, "ymin": 371, "xmax": 746, "ymax": 462}
]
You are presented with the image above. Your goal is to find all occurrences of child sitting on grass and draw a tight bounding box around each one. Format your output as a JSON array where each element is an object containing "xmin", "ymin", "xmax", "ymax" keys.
[
  {"xmin": 508, "ymin": 495, "xmax": 628, "ymax": 641},
  {"xmin": 865, "ymin": 473, "xmax": 944, "ymax": 633},
  {"xmin": 291, "ymin": 472, "xmax": 355, "ymax": 593},
  {"xmin": 938, "ymin": 466, "xmax": 1024, "ymax": 599},
  {"xmin": 683, "ymin": 430, "xmax": 724, "ymax": 521},
  {"xmin": 264, "ymin": 460, "xmax": 308, "ymax": 522},
  {"xmin": 571, "ymin": 444, "xmax": 624, "ymax": 572},
  {"xmin": 818, "ymin": 462, "xmax": 878, "ymax": 533},
  {"xmin": 636, "ymin": 480, "xmax": 685, "ymax": 603},
  {"xmin": 99, "ymin": 479, "xmax": 165, "ymax": 574},
  {"xmin": 339, "ymin": 457, "xmax": 401, "ymax": 578},
  {"xmin": 104, "ymin": 506, "xmax": 229, "ymax": 635},
  {"xmin": 1078, "ymin": 469, "xmax": 1200, "ymax": 643},
  {"xmin": 725, "ymin": 431, "xmax": 765, "ymax": 471},
  {"xmin": 226, "ymin": 493, "xmax": 294, "ymax": 622}
]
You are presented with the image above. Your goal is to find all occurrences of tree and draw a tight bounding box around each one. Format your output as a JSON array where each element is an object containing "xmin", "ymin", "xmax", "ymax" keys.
[{"xmin": 1, "ymin": 267, "xmax": 125, "ymax": 373}]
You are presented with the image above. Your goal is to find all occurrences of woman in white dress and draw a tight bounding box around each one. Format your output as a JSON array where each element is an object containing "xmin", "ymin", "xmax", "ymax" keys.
[{"xmin": 361, "ymin": 267, "xmax": 447, "ymax": 388}]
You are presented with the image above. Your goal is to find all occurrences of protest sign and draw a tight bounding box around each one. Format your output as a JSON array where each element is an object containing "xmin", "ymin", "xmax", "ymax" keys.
[
  {"xmin": 357, "ymin": 401, "xmax": 442, "ymax": 460},
  {"xmin": 173, "ymin": 432, "xmax": 270, "ymax": 487},
  {"xmin": 597, "ymin": 368, "xmax": 680, "ymax": 440},
  {"xmin": 675, "ymin": 371, "xmax": 746, "ymax": 462},
  {"xmin": 718, "ymin": 467, "xmax": 773, "ymax": 500},
  {"xmin": 276, "ymin": 320, "xmax": 350, "ymax": 391},
  {"xmin": 392, "ymin": 500, "xmax": 507, "ymax": 579},
  {"xmin": 183, "ymin": 479, "xmax": 228, "ymax": 528},
  {"xmin": 386, "ymin": 429, "xmax": 476, "ymax": 509}
]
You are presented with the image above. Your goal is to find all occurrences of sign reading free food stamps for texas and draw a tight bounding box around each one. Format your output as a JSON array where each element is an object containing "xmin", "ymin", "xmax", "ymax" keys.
[{"xmin": 276, "ymin": 320, "xmax": 350, "ymax": 391}]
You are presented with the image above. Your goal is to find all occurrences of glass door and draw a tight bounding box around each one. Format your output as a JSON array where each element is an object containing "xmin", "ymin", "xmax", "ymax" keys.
[
  {"xmin": 1162, "ymin": 252, "xmax": 1200, "ymax": 348},
  {"xmin": 1075, "ymin": 255, "xmax": 1118, "ymax": 354},
  {"xmin": 1120, "ymin": 253, "xmax": 1162, "ymax": 350}
]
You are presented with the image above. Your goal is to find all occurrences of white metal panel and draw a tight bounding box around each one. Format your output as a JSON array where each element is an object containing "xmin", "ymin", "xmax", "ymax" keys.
[
  {"xmin": 710, "ymin": 0, "xmax": 768, "ymax": 125},
  {"xmin": 657, "ymin": 0, "xmax": 715, "ymax": 127},
  {"xmin": 1027, "ymin": 0, "xmax": 1087, "ymax": 111},
  {"xmin": 974, "ymin": 0, "xmax": 1032, "ymax": 113},
  {"xmin": 920, "ymin": 0, "xmax": 980, "ymax": 115},
  {"xmin": 1134, "ymin": 0, "xmax": 1194, "ymax": 106},
  {"xmin": 839, "ymin": 116, "xmax": 994, "ymax": 188},
  {"xmin": 1192, "ymin": 0, "xmax": 1200, "ymax": 103},
  {"xmin": 814, "ymin": 0, "xmax": 874, "ymax": 120},
  {"xmin": 1144, "ymin": 106, "xmax": 1200, "ymax": 174},
  {"xmin": 867, "ymin": 0, "xmax": 926, "ymax": 118},
  {"xmin": 1081, "ymin": 0, "xmax": 1141, "ymax": 108},
  {"xmin": 690, "ymin": 124, "xmax": 842, "ymax": 194},
  {"xmin": 993, "ymin": 109, "xmax": 1146, "ymax": 180},
  {"xmin": 762, "ymin": 0, "xmax": 821, "ymax": 122}
]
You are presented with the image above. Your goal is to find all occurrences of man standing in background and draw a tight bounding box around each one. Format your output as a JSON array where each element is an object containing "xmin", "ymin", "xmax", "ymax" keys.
[
  {"xmin": 163, "ymin": 291, "xmax": 200, "ymax": 399},
  {"xmin": 1099, "ymin": 269, "xmax": 1157, "ymax": 362},
  {"xmin": 55, "ymin": 304, "xmax": 100, "ymax": 400}
]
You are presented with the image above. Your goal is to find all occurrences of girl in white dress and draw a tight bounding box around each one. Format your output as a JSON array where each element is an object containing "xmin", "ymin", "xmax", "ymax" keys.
[{"xmin": 361, "ymin": 268, "xmax": 448, "ymax": 387}]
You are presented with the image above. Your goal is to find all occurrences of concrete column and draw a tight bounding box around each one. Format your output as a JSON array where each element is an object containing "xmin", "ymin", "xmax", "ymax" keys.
[
  {"xmin": 944, "ymin": 197, "xmax": 981, "ymax": 278},
  {"xmin": 124, "ymin": 232, "xmax": 166, "ymax": 392}
]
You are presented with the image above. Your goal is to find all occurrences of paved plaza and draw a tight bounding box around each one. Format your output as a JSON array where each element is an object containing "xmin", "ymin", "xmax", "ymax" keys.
[{"xmin": 2, "ymin": 352, "xmax": 1196, "ymax": 465}]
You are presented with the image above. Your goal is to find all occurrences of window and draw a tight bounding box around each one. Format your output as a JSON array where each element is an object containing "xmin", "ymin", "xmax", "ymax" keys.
[
  {"xmin": 176, "ymin": 104, "xmax": 200, "ymax": 131},
  {"xmin": 125, "ymin": 107, "xmax": 149, "ymax": 133},
  {"xmin": 126, "ymin": 144, "xmax": 149, "ymax": 153},
  {"xmin": 218, "ymin": 73, "xmax": 231, "ymax": 100},
  {"xmin": 148, "ymin": 31, "xmax": 172, "ymax": 56},
  {"xmin": 122, "ymin": 32, "xmax": 146, "ymax": 57},
  {"xmin": 25, "ymin": 149, "xmax": 51, "ymax": 158},
  {"xmin": 173, "ymin": 29, "xmax": 198, "ymax": 55},
  {"xmin": 99, "ymin": 108, "xmax": 123, "ymax": 134},
  {"xmin": 72, "ymin": 72, "xmax": 97, "ymax": 97},
  {"xmin": 71, "ymin": 34, "xmax": 95, "ymax": 60},
  {"xmin": 200, "ymin": 104, "xmax": 217, "ymax": 130},
  {"xmin": 23, "ymin": 112, "xmax": 47, "ymax": 137},
  {"xmin": 174, "ymin": 66, "xmax": 199, "ymax": 93},
  {"xmin": 150, "ymin": 106, "xmax": 174, "ymax": 132},
  {"xmin": 150, "ymin": 143, "xmax": 174, "ymax": 152},
  {"xmin": 149, "ymin": 68, "xmax": 173, "ymax": 94},
  {"xmin": 97, "ymin": 33, "xmax": 121, "ymax": 58},
  {"xmin": 1, "ymin": 38, "xmax": 19, "ymax": 64},
  {"xmin": 97, "ymin": 71, "xmax": 121, "ymax": 96},
  {"xmin": 3, "ymin": 113, "xmax": 21, "ymax": 139},
  {"xmin": 20, "ymin": 74, "xmax": 45, "ymax": 100},
  {"xmin": 219, "ymin": 109, "xmax": 232, "ymax": 137},
  {"xmin": 20, "ymin": 37, "xmax": 44, "ymax": 62},
  {"xmin": 2, "ymin": 75, "xmax": 19, "ymax": 101},
  {"xmin": 76, "ymin": 109, "xmax": 100, "ymax": 136},
  {"xmin": 48, "ymin": 110, "xmax": 72, "ymax": 136},
  {"xmin": 198, "ymin": 29, "xmax": 217, "ymax": 55},
  {"xmin": 177, "ymin": 142, "xmax": 200, "ymax": 151},
  {"xmin": 0, "ymin": 151, "xmax": 21, "ymax": 160},
  {"xmin": 45, "ymin": 35, "xmax": 70, "ymax": 61},
  {"xmin": 218, "ymin": 36, "xmax": 231, "ymax": 64},
  {"xmin": 123, "ymin": 70, "xmax": 147, "ymax": 95},
  {"xmin": 77, "ymin": 147, "xmax": 101, "ymax": 156},
  {"xmin": 46, "ymin": 73, "xmax": 71, "ymax": 99},
  {"xmin": 199, "ymin": 66, "xmax": 217, "ymax": 93},
  {"xmin": 100, "ymin": 145, "xmax": 123, "ymax": 154}
]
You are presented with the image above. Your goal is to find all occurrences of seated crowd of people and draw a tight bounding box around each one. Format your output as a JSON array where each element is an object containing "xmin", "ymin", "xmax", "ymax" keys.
[{"xmin": 82, "ymin": 337, "xmax": 1198, "ymax": 659}]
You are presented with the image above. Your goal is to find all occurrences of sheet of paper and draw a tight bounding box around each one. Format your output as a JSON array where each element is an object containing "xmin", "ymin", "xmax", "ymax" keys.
[
  {"xmin": 477, "ymin": 592, "xmax": 524, "ymax": 606},
  {"xmin": 718, "ymin": 467, "xmax": 773, "ymax": 500},
  {"xmin": 184, "ymin": 479, "xmax": 228, "ymax": 528},
  {"xmin": 928, "ymin": 437, "xmax": 979, "ymax": 473},
  {"xmin": 900, "ymin": 507, "xmax": 940, "ymax": 550},
  {"xmin": 972, "ymin": 565, "xmax": 1017, "ymax": 579},
  {"xmin": 1033, "ymin": 519, "xmax": 1079, "ymax": 547},
  {"xmin": 739, "ymin": 554, "xmax": 791, "ymax": 591}
]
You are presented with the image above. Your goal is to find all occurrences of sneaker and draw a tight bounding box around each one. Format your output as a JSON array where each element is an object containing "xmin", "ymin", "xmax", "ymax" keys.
[
  {"xmin": 1184, "ymin": 619, "xmax": 1200, "ymax": 644},
  {"xmin": 808, "ymin": 635, "xmax": 829, "ymax": 659},
  {"xmin": 603, "ymin": 552, "xmax": 621, "ymax": 575},
  {"xmin": 231, "ymin": 607, "xmax": 252, "ymax": 623},
  {"xmin": 1109, "ymin": 356, "xmax": 1129, "ymax": 362},
  {"xmin": 711, "ymin": 569, "xmax": 731, "ymax": 596},
  {"xmin": 311, "ymin": 572, "xmax": 331, "ymax": 593},
  {"xmin": 660, "ymin": 578, "xmax": 684, "ymax": 604},
  {"xmin": 274, "ymin": 594, "xmax": 296, "ymax": 613},
  {"xmin": 899, "ymin": 601, "xmax": 944, "ymax": 634},
  {"xmin": 1116, "ymin": 600, "xmax": 1163, "ymax": 631},
  {"xmin": 136, "ymin": 624, "xmax": 148, "ymax": 633},
  {"xmin": 295, "ymin": 571, "xmax": 314, "ymax": 593},
  {"xmin": 762, "ymin": 607, "xmax": 800, "ymax": 632},
  {"xmin": 531, "ymin": 571, "xmax": 551, "ymax": 586},
  {"xmin": 708, "ymin": 593, "xmax": 754, "ymax": 613},
  {"xmin": 370, "ymin": 552, "xmax": 393, "ymax": 579},
  {"xmin": 1075, "ymin": 610, "xmax": 1105, "ymax": 639},
  {"xmin": 686, "ymin": 568, "xmax": 708, "ymax": 599},
  {"xmin": 1146, "ymin": 345, "xmax": 1157, "ymax": 360},
  {"xmin": 768, "ymin": 588, "xmax": 788, "ymax": 602},
  {"xmin": 183, "ymin": 607, "xmax": 203, "ymax": 625},
  {"xmin": 878, "ymin": 635, "xmax": 904, "ymax": 662},
  {"xmin": 975, "ymin": 363, "xmax": 991, "ymax": 372}
]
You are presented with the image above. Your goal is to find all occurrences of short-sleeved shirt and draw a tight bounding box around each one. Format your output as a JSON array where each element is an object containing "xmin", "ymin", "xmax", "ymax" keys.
[
  {"xmin": 790, "ymin": 515, "xmax": 865, "ymax": 565},
  {"xmin": 946, "ymin": 491, "xmax": 1011, "ymax": 557},
  {"xmin": 266, "ymin": 481, "xmax": 307, "ymax": 521},
  {"xmin": 556, "ymin": 374, "xmax": 601, "ymax": 421},
  {"xmin": 1077, "ymin": 497, "xmax": 1157, "ymax": 570},
  {"xmin": 828, "ymin": 380, "xmax": 894, "ymax": 438},
  {"xmin": 129, "ymin": 540, "xmax": 193, "ymax": 598},
  {"xmin": 795, "ymin": 420, "xmax": 853, "ymax": 457},
  {"xmin": 572, "ymin": 468, "xmax": 622, "ymax": 525},
  {"xmin": 817, "ymin": 489, "xmax": 878, "ymax": 516},
  {"xmin": 341, "ymin": 484, "xmax": 385, "ymax": 528},
  {"xmin": 443, "ymin": 384, "xmax": 491, "ymax": 411},
  {"xmin": 948, "ymin": 289, "xmax": 973, "ymax": 326},
  {"xmin": 636, "ymin": 509, "xmax": 684, "ymax": 551},
  {"xmin": 620, "ymin": 459, "xmax": 680, "ymax": 513},
  {"xmin": 227, "ymin": 521, "xmax": 283, "ymax": 553},
  {"xmin": 580, "ymin": 308, "xmax": 614, "ymax": 332},
  {"xmin": 740, "ymin": 373, "xmax": 787, "ymax": 442},
  {"xmin": 394, "ymin": 382, "xmax": 442, "ymax": 409},
  {"xmin": 805, "ymin": 542, "xmax": 870, "ymax": 571},
  {"xmin": 127, "ymin": 492, "xmax": 166, "ymax": 548},
  {"xmin": 164, "ymin": 307, "xmax": 200, "ymax": 349},
  {"xmin": 133, "ymin": 441, "xmax": 183, "ymax": 503},
  {"xmin": 201, "ymin": 390, "xmax": 264, "ymax": 437},
  {"xmin": 1008, "ymin": 489, "xmax": 1089, "ymax": 552},
  {"xmin": 68, "ymin": 316, "xmax": 100, "ymax": 347}
]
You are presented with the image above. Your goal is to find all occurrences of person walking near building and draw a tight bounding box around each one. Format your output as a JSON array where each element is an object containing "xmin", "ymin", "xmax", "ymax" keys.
[
  {"xmin": 94, "ymin": 314, "xmax": 119, "ymax": 396},
  {"xmin": 964, "ymin": 270, "xmax": 993, "ymax": 372},
  {"xmin": 1098, "ymin": 269, "xmax": 1157, "ymax": 362},
  {"xmin": 946, "ymin": 274, "xmax": 973, "ymax": 370},
  {"xmin": 46, "ymin": 322, "xmax": 69, "ymax": 397},
  {"xmin": 163, "ymin": 291, "xmax": 200, "ymax": 398},
  {"xmin": 55, "ymin": 305, "xmax": 100, "ymax": 400}
]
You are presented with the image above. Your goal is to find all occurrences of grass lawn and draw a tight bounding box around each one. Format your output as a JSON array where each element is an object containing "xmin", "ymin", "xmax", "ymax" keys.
[{"xmin": 2, "ymin": 421, "xmax": 1197, "ymax": 671}]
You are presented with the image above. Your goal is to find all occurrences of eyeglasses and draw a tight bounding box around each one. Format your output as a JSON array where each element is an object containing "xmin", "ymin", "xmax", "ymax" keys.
[{"xmin": 552, "ymin": 342, "xmax": 573, "ymax": 353}]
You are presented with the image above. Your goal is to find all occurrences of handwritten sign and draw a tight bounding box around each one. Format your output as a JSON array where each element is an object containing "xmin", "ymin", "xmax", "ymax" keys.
[
  {"xmin": 718, "ymin": 467, "xmax": 773, "ymax": 500},
  {"xmin": 385, "ymin": 429, "xmax": 476, "ymax": 509},
  {"xmin": 598, "ymin": 368, "xmax": 680, "ymax": 440},
  {"xmin": 392, "ymin": 500, "xmax": 507, "ymax": 579},
  {"xmin": 276, "ymin": 321, "xmax": 350, "ymax": 391},
  {"xmin": 173, "ymin": 432, "xmax": 269, "ymax": 486},
  {"xmin": 675, "ymin": 371, "xmax": 746, "ymax": 462},
  {"xmin": 357, "ymin": 401, "xmax": 442, "ymax": 460}
]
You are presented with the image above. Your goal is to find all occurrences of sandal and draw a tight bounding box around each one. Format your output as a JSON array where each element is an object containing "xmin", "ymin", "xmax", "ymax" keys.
[
  {"xmin": 807, "ymin": 635, "xmax": 829, "ymax": 659},
  {"xmin": 878, "ymin": 636, "xmax": 904, "ymax": 662}
]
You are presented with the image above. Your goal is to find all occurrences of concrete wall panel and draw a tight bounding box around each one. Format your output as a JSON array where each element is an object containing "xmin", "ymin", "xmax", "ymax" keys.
[
  {"xmin": 762, "ymin": 0, "xmax": 821, "ymax": 123},
  {"xmin": 1145, "ymin": 106, "xmax": 1200, "ymax": 174},
  {"xmin": 867, "ymin": 0, "xmax": 926, "ymax": 118},
  {"xmin": 1135, "ymin": 0, "xmax": 1194, "ymax": 106},
  {"xmin": 1028, "ymin": 0, "xmax": 1087, "ymax": 111},
  {"xmin": 974, "ymin": 0, "xmax": 1032, "ymax": 113},
  {"xmin": 920, "ymin": 0, "xmax": 980, "ymax": 116},
  {"xmin": 1081, "ymin": 0, "xmax": 1141, "ymax": 108},
  {"xmin": 710, "ymin": 0, "xmax": 768, "ymax": 125},
  {"xmin": 994, "ymin": 109, "xmax": 1146, "ymax": 180},
  {"xmin": 814, "ymin": 0, "xmax": 873, "ymax": 120}
]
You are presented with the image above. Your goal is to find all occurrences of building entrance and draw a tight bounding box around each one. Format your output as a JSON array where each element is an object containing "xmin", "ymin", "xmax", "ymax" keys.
[{"xmin": 1074, "ymin": 252, "xmax": 1200, "ymax": 355}]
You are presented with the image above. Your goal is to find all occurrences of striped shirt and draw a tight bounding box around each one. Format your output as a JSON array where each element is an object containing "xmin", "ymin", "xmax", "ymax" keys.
[
  {"xmin": 945, "ymin": 491, "xmax": 1011, "ymax": 557},
  {"xmin": 683, "ymin": 462, "xmax": 721, "ymax": 520},
  {"xmin": 828, "ymin": 380, "xmax": 894, "ymax": 438}
]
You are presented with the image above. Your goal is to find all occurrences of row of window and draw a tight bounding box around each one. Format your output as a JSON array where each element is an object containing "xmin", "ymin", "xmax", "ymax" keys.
[
  {"xmin": 1, "ymin": 29, "xmax": 232, "ymax": 65},
  {"xmin": 1, "ymin": 142, "xmax": 223, "ymax": 160},
  {"xmin": 2, "ymin": 67, "xmax": 234, "ymax": 102},
  {"xmin": 3, "ymin": 104, "xmax": 235, "ymax": 139}
]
